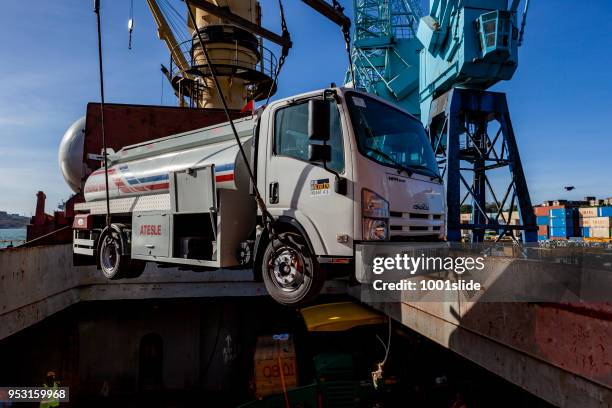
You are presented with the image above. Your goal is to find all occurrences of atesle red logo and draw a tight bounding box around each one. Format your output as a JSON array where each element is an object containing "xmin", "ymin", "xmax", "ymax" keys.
[{"xmin": 140, "ymin": 224, "xmax": 162, "ymax": 236}]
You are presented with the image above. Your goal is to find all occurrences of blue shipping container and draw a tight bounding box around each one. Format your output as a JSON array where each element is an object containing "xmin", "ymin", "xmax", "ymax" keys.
[
  {"xmin": 582, "ymin": 227, "xmax": 590, "ymax": 238},
  {"xmin": 550, "ymin": 217, "xmax": 573, "ymax": 227},
  {"xmin": 550, "ymin": 208, "xmax": 568, "ymax": 218},
  {"xmin": 537, "ymin": 235, "xmax": 548, "ymax": 241},
  {"xmin": 536, "ymin": 216, "xmax": 549, "ymax": 225},
  {"xmin": 550, "ymin": 226, "xmax": 574, "ymax": 237},
  {"xmin": 550, "ymin": 208, "xmax": 577, "ymax": 218},
  {"xmin": 598, "ymin": 207, "xmax": 612, "ymax": 217}
]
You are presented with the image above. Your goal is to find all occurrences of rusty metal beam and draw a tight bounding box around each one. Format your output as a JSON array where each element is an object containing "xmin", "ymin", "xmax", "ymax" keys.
[{"xmin": 184, "ymin": 0, "xmax": 292, "ymax": 49}]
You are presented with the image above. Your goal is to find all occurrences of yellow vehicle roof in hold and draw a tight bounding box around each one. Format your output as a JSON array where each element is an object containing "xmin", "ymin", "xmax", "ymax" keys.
[{"xmin": 301, "ymin": 301, "xmax": 386, "ymax": 332}]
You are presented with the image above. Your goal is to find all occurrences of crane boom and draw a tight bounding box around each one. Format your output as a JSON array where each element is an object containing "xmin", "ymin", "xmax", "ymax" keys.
[{"xmin": 146, "ymin": 0, "xmax": 191, "ymax": 74}]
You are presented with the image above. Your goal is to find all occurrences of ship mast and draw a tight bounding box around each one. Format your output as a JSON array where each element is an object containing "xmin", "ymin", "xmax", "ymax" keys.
[{"xmin": 147, "ymin": 0, "xmax": 279, "ymax": 110}]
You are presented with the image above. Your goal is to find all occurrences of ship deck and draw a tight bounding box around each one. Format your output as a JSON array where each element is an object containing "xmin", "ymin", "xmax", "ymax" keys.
[{"xmin": 0, "ymin": 243, "xmax": 610, "ymax": 406}]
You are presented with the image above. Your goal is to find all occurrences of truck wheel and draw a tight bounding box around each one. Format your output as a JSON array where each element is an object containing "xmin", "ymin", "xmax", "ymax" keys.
[
  {"xmin": 261, "ymin": 232, "xmax": 325, "ymax": 306},
  {"xmin": 99, "ymin": 229, "xmax": 146, "ymax": 279}
]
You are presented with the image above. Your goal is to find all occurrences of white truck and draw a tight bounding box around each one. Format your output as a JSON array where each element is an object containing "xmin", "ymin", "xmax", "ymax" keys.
[{"xmin": 71, "ymin": 87, "xmax": 445, "ymax": 305}]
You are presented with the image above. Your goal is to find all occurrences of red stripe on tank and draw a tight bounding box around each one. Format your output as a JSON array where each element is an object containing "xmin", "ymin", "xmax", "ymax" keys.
[
  {"xmin": 215, "ymin": 173, "xmax": 234, "ymax": 183},
  {"xmin": 149, "ymin": 183, "xmax": 170, "ymax": 190}
]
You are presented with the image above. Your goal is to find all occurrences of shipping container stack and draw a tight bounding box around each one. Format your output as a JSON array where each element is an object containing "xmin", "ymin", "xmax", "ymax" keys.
[
  {"xmin": 578, "ymin": 207, "xmax": 597, "ymax": 238},
  {"xmin": 534, "ymin": 206, "xmax": 550, "ymax": 241},
  {"xmin": 535, "ymin": 198, "xmax": 612, "ymax": 241},
  {"xmin": 533, "ymin": 204, "xmax": 580, "ymax": 241},
  {"xmin": 549, "ymin": 207, "xmax": 578, "ymax": 239},
  {"xmin": 579, "ymin": 206, "xmax": 612, "ymax": 240}
]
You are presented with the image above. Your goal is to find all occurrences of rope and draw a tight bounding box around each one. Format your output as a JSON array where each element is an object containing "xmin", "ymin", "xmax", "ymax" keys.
[
  {"xmin": 372, "ymin": 318, "xmax": 392, "ymax": 388},
  {"xmin": 342, "ymin": 23, "xmax": 355, "ymax": 86},
  {"xmin": 185, "ymin": 1, "xmax": 277, "ymax": 235},
  {"xmin": 163, "ymin": 1, "xmax": 185, "ymax": 42},
  {"xmin": 161, "ymin": 69, "xmax": 164, "ymax": 104},
  {"xmin": 264, "ymin": 0, "xmax": 290, "ymax": 106},
  {"xmin": 333, "ymin": 0, "xmax": 356, "ymax": 86},
  {"xmin": 160, "ymin": 0, "xmax": 190, "ymax": 44},
  {"xmin": 381, "ymin": 317, "xmax": 392, "ymax": 365},
  {"xmin": 276, "ymin": 341, "xmax": 290, "ymax": 408},
  {"xmin": 94, "ymin": 0, "xmax": 112, "ymax": 229}
]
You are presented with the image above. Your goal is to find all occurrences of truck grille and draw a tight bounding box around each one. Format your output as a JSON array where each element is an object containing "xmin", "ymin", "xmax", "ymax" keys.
[{"xmin": 389, "ymin": 211, "xmax": 444, "ymax": 236}]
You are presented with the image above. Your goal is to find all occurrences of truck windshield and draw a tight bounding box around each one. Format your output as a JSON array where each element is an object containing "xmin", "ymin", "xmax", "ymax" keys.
[{"xmin": 346, "ymin": 92, "xmax": 440, "ymax": 179}]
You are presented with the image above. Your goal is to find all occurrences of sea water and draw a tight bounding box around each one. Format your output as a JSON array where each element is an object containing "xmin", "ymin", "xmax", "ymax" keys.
[{"xmin": 0, "ymin": 228, "xmax": 26, "ymax": 248}]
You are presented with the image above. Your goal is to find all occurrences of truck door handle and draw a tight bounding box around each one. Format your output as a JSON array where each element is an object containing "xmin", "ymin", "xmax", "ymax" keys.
[
  {"xmin": 269, "ymin": 182, "xmax": 279, "ymax": 204},
  {"xmin": 145, "ymin": 244, "xmax": 155, "ymax": 249}
]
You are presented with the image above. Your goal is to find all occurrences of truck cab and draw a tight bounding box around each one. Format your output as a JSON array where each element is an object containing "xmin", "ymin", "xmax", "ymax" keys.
[
  {"xmin": 252, "ymin": 88, "xmax": 445, "ymax": 304},
  {"xmin": 72, "ymin": 88, "xmax": 445, "ymax": 306}
]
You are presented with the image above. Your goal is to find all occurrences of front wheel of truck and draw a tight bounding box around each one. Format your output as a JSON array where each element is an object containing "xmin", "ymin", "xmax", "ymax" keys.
[{"xmin": 261, "ymin": 232, "xmax": 325, "ymax": 306}]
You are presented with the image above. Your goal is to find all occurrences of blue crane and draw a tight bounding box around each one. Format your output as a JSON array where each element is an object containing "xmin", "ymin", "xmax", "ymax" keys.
[
  {"xmin": 350, "ymin": 0, "xmax": 535, "ymax": 243},
  {"xmin": 350, "ymin": 0, "xmax": 423, "ymax": 114},
  {"xmin": 417, "ymin": 0, "xmax": 529, "ymax": 118}
]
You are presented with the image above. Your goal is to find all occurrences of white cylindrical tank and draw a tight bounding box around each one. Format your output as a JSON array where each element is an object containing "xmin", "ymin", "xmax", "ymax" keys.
[
  {"xmin": 58, "ymin": 117, "xmax": 88, "ymax": 193},
  {"xmin": 83, "ymin": 118, "xmax": 254, "ymax": 202}
]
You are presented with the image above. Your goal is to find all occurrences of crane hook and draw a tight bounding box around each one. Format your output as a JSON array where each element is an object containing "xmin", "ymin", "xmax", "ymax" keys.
[{"xmin": 128, "ymin": 0, "xmax": 134, "ymax": 50}]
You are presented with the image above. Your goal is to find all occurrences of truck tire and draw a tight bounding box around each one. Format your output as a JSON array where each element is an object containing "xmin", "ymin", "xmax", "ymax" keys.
[
  {"xmin": 99, "ymin": 228, "xmax": 146, "ymax": 280},
  {"xmin": 261, "ymin": 232, "xmax": 325, "ymax": 306}
]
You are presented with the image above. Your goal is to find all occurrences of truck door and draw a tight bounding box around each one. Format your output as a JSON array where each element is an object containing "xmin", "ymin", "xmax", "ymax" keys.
[{"xmin": 265, "ymin": 98, "xmax": 353, "ymax": 256}]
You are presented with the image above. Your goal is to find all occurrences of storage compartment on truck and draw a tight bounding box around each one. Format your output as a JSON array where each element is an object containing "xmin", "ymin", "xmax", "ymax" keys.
[
  {"xmin": 173, "ymin": 213, "xmax": 216, "ymax": 260},
  {"xmin": 170, "ymin": 166, "xmax": 216, "ymax": 214},
  {"xmin": 132, "ymin": 211, "xmax": 171, "ymax": 257},
  {"xmin": 169, "ymin": 165, "xmax": 218, "ymax": 261}
]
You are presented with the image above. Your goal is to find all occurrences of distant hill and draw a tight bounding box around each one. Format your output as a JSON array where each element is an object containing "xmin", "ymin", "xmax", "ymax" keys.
[{"xmin": 0, "ymin": 211, "xmax": 29, "ymax": 229}]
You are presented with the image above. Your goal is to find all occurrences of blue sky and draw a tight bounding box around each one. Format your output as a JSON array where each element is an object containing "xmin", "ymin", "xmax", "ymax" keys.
[{"xmin": 0, "ymin": 0, "xmax": 611, "ymax": 215}]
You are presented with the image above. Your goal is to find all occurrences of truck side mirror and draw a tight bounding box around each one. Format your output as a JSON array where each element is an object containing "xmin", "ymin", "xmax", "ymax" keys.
[
  {"xmin": 308, "ymin": 144, "xmax": 331, "ymax": 163},
  {"xmin": 308, "ymin": 99, "xmax": 330, "ymax": 141}
]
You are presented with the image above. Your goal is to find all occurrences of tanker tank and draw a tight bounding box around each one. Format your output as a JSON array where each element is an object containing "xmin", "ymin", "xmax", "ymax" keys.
[
  {"xmin": 58, "ymin": 117, "xmax": 87, "ymax": 193},
  {"xmin": 83, "ymin": 116, "xmax": 255, "ymax": 202}
]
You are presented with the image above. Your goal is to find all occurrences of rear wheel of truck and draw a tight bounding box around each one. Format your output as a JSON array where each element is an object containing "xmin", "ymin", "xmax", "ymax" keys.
[
  {"xmin": 261, "ymin": 232, "xmax": 325, "ymax": 306},
  {"xmin": 99, "ymin": 228, "xmax": 146, "ymax": 279}
]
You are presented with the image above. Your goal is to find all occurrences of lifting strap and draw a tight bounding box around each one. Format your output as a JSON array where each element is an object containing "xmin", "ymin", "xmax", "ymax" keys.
[{"xmin": 265, "ymin": 0, "xmax": 291, "ymax": 105}]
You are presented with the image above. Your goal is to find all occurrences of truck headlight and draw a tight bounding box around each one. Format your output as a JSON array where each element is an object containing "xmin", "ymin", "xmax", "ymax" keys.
[{"xmin": 362, "ymin": 189, "xmax": 389, "ymax": 241}]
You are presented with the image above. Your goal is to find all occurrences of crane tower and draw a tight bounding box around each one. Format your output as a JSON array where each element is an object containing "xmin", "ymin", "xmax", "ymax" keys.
[
  {"xmin": 350, "ymin": 0, "xmax": 423, "ymax": 114},
  {"xmin": 350, "ymin": 0, "xmax": 536, "ymax": 243}
]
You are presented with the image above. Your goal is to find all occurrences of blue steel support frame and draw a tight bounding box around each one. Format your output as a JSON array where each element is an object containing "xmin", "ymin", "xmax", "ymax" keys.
[{"xmin": 428, "ymin": 88, "xmax": 537, "ymax": 243}]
